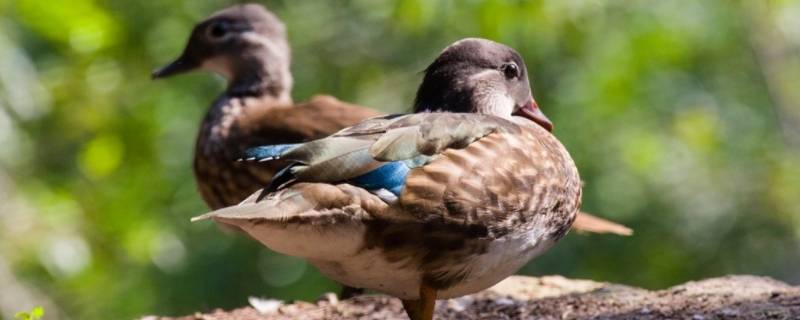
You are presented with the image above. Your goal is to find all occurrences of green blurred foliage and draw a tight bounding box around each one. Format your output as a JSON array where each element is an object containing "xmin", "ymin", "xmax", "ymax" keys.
[
  {"xmin": 14, "ymin": 306, "xmax": 43, "ymax": 320},
  {"xmin": 0, "ymin": 0, "xmax": 799, "ymax": 319}
]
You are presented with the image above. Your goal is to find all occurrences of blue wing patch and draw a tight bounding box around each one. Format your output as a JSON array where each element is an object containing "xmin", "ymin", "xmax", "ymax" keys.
[
  {"xmin": 347, "ymin": 161, "xmax": 409, "ymax": 196},
  {"xmin": 244, "ymin": 143, "xmax": 409, "ymax": 200},
  {"xmin": 242, "ymin": 144, "xmax": 298, "ymax": 161}
]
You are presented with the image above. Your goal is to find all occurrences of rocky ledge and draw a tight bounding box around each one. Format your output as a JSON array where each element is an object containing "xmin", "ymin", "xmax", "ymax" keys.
[{"xmin": 144, "ymin": 275, "xmax": 799, "ymax": 320}]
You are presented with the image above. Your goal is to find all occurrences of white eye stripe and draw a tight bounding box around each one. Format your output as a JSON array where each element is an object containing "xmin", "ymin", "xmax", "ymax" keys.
[
  {"xmin": 206, "ymin": 20, "xmax": 251, "ymax": 42},
  {"xmin": 467, "ymin": 69, "xmax": 502, "ymax": 82},
  {"xmin": 240, "ymin": 32, "xmax": 290, "ymax": 61}
]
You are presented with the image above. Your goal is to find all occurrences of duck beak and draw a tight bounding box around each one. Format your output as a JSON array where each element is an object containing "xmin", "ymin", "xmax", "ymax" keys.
[
  {"xmin": 151, "ymin": 54, "xmax": 199, "ymax": 79},
  {"xmin": 513, "ymin": 99, "xmax": 553, "ymax": 131}
]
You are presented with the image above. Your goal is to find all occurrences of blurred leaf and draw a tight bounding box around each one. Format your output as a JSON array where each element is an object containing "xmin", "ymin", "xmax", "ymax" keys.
[
  {"xmin": 77, "ymin": 133, "xmax": 123, "ymax": 179},
  {"xmin": 673, "ymin": 108, "xmax": 720, "ymax": 153},
  {"xmin": 14, "ymin": 306, "xmax": 44, "ymax": 320},
  {"xmin": 15, "ymin": 0, "xmax": 121, "ymax": 53}
]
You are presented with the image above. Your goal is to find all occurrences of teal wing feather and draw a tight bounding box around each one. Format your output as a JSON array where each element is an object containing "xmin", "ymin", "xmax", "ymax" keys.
[{"xmin": 369, "ymin": 114, "xmax": 520, "ymax": 162}]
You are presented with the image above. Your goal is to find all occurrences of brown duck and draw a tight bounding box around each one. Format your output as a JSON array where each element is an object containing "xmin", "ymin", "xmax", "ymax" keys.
[
  {"xmin": 193, "ymin": 38, "xmax": 584, "ymax": 320},
  {"xmin": 152, "ymin": 4, "xmax": 379, "ymax": 210}
]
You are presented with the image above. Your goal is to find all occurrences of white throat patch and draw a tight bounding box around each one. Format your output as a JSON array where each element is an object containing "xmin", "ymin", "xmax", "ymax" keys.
[
  {"xmin": 479, "ymin": 93, "xmax": 515, "ymax": 119},
  {"xmin": 468, "ymin": 69, "xmax": 516, "ymax": 118},
  {"xmin": 201, "ymin": 56, "xmax": 234, "ymax": 81}
]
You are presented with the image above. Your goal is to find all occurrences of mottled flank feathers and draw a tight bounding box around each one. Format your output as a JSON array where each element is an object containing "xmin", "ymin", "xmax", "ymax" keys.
[{"xmin": 194, "ymin": 95, "xmax": 380, "ymax": 209}]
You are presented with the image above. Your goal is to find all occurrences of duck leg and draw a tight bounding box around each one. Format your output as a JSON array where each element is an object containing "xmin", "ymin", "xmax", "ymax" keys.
[
  {"xmin": 401, "ymin": 299, "xmax": 421, "ymax": 320},
  {"xmin": 402, "ymin": 284, "xmax": 438, "ymax": 320},
  {"xmin": 418, "ymin": 284, "xmax": 437, "ymax": 320}
]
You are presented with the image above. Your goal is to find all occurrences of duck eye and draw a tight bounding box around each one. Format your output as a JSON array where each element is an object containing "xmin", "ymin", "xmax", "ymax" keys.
[
  {"xmin": 207, "ymin": 21, "xmax": 231, "ymax": 39},
  {"xmin": 501, "ymin": 63, "xmax": 519, "ymax": 79}
]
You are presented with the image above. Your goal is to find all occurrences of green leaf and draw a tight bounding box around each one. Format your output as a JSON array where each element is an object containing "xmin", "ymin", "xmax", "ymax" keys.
[
  {"xmin": 13, "ymin": 307, "xmax": 43, "ymax": 320},
  {"xmin": 31, "ymin": 307, "xmax": 45, "ymax": 319}
]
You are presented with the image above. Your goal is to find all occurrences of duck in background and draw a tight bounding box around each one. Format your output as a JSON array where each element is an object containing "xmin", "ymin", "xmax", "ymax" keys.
[
  {"xmin": 194, "ymin": 38, "xmax": 583, "ymax": 320},
  {"xmin": 152, "ymin": 4, "xmax": 380, "ymax": 210}
]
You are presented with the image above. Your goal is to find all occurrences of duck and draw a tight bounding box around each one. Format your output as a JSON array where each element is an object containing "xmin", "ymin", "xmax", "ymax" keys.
[
  {"xmin": 153, "ymin": 3, "xmax": 628, "ymax": 299},
  {"xmin": 193, "ymin": 38, "xmax": 582, "ymax": 320},
  {"xmin": 151, "ymin": 3, "xmax": 380, "ymax": 210}
]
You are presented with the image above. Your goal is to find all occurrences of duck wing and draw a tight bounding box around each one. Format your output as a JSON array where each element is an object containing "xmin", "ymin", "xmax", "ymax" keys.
[
  {"xmin": 195, "ymin": 95, "xmax": 380, "ymax": 209},
  {"xmin": 242, "ymin": 113, "xmax": 518, "ymax": 191}
]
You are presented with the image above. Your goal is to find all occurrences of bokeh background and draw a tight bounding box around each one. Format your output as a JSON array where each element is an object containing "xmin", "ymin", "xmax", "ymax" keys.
[{"xmin": 1, "ymin": 0, "xmax": 799, "ymax": 319}]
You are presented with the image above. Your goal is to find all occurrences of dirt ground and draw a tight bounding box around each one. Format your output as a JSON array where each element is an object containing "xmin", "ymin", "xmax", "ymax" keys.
[{"xmin": 144, "ymin": 275, "xmax": 800, "ymax": 320}]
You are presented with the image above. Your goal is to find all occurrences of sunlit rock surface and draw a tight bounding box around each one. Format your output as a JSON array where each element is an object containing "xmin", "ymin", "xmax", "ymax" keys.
[{"xmin": 144, "ymin": 275, "xmax": 800, "ymax": 320}]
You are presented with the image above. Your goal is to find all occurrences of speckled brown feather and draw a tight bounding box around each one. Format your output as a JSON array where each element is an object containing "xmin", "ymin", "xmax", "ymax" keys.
[
  {"xmin": 194, "ymin": 95, "xmax": 380, "ymax": 209},
  {"xmin": 376, "ymin": 121, "xmax": 581, "ymax": 288},
  {"xmin": 196, "ymin": 115, "xmax": 581, "ymax": 291}
]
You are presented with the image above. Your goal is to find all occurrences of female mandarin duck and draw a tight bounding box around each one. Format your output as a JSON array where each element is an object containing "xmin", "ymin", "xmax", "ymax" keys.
[
  {"xmin": 152, "ymin": 4, "xmax": 380, "ymax": 210},
  {"xmin": 194, "ymin": 38, "xmax": 582, "ymax": 320}
]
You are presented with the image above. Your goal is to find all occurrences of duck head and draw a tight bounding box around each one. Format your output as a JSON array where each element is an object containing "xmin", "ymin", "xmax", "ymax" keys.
[
  {"xmin": 413, "ymin": 38, "xmax": 552, "ymax": 131},
  {"xmin": 152, "ymin": 4, "xmax": 292, "ymax": 98}
]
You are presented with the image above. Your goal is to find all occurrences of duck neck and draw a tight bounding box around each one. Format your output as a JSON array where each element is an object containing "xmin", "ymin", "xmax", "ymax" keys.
[
  {"xmin": 225, "ymin": 52, "xmax": 293, "ymax": 104},
  {"xmin": 200, "ymin": 57, "xmax": 293, "ymax": 146},
  {"xmin": 413, "ymin": 74, "xmax": 475, "ymax": 114}
]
